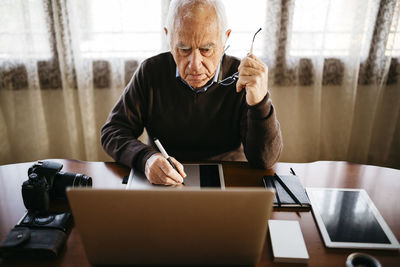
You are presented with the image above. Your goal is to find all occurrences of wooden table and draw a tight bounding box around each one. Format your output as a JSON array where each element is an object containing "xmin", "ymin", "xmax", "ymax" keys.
[{"xmin": 0, "ymin": 159, "xmax": 399, "ymax": 266}]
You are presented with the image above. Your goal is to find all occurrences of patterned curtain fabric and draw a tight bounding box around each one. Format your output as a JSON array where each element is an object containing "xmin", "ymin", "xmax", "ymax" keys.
[
  {"xmin": 0, "ymin": 0, "xmax": 399, "ymax": 168},
  {"xmin": 268, "ymin": 0, "xmax": 400, "ymax": 168}
]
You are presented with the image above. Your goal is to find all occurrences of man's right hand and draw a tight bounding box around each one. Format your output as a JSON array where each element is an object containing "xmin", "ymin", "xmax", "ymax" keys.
[{"xmin": 144, "ymin": 153, "xmax": 186, "ymax": 185}]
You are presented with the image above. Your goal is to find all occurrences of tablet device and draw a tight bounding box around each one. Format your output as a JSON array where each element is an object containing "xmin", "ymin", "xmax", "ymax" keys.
[
  {"xmin": 306, "ymin": 188, "xmax": 400, "ymax": 250},
  {"xmin": 126, "ymin": 163, "xmax": 225, "ymax": 189}
]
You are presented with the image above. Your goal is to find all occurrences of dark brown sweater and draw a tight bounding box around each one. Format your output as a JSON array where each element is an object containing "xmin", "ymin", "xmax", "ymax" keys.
[{"xmin": 101, "ymin": 52, "xmax": 282, "ymax": 172}]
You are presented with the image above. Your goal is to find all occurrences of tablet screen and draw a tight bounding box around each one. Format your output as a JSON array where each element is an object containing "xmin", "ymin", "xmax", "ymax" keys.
[
  {"xmin": 307, "ymin": 188, "xmax": 400, "ymax": 249},
  {"xmin": 199, "ymin": 164, "xmax": 221, "ymax": 187},
  {"xmin": 312, "ymin": 189, "xmax": 389, "ymax": 243}
]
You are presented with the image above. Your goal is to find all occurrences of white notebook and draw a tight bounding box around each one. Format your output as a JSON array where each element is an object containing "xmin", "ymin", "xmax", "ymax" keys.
[{"xmin": 268, "ymin": 220, "xmax": 309, "ymax": 263}]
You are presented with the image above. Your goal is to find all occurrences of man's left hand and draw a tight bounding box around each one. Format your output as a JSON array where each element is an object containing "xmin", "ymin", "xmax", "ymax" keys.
[{"xmin": 236, "ymin": 54, "xmax": 268, "ymax": 106}]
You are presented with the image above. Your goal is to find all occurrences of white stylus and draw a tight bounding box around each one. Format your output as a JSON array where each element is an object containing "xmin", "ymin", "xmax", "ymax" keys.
[{"xmin": 154, "ymin": 138, "xmax": 184, "ymax": 179}]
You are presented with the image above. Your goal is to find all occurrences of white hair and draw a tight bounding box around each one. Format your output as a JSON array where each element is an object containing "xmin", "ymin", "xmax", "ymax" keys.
[{"xmin": 165, "ymin": 0, "xmax": 228, "ymax": 45}]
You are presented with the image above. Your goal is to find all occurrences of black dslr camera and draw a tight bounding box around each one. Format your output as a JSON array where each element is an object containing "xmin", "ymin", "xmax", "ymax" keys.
[
  {"xmin": 22, "ymin": 161, "xmax": 92, "ymax": 213},
  {"xmin": 0, "ymin": 161, "xmax": 92, "ymax": 259}
]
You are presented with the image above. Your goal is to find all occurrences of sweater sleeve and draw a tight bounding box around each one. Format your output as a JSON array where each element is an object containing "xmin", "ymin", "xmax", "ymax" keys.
[
  {"xmin": 240, "ymin": 91, "xmax": 283, "ymax": 169},
  {"xmin": 100, "ymin": 62, "xmax": 157, "ymax": 172}
]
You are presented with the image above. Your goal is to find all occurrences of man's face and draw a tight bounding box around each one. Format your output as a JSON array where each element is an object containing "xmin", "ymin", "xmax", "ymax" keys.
[{"xmin": 169, "ymin": 8, "xmax": 225, "ymax": 89}]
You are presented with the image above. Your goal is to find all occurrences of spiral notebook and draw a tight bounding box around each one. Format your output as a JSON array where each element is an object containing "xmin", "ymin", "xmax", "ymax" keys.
[{"xmin": 263, "ymin": 174, "xmax": 311, "ymax": 208}]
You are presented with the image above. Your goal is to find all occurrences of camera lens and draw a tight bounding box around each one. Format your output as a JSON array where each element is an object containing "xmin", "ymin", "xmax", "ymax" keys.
[
  {"xmin": 72, "ymin": 174, "xmax": 92, "ymax": 187},
  {"xmin": 53, "ymin": 171, "xmax": 92, "ymax": 199}
]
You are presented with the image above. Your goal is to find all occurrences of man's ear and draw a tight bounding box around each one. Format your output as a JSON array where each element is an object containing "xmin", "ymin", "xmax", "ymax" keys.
[
  {"xmin": 164, "ymin": 27, "xmax": 168, "ymax": 36},
  {"xmin": 225, "ymin": 29, "xmax": 232, "ymax": 40}
]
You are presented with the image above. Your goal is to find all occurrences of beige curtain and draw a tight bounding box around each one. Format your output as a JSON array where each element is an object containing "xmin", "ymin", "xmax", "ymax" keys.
[
  {"xmin": 269, "ymin": 0, "xmax": 400, "ymax": 168},
  {"xmin": 0, "ymin": 0, "xmax": 169, "ymax": 163},
  {"xmin": 0, "ymin": 0, "xmax": 399, "ymax": 169}
]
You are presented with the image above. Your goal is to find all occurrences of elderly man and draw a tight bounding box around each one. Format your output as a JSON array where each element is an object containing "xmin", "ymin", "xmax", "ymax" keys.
[{"xmin": 101, "ymin": 0, "xmax": 283, "ymax": 185}]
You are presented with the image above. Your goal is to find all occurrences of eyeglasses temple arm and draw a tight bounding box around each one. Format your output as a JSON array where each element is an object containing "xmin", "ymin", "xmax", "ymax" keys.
[{"xmin": 250, "ymin": 28, "xmax": 262, "ymax": 54}]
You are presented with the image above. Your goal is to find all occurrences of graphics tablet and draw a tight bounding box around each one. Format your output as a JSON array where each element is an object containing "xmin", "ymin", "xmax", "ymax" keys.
[
  {"xmin": 306, "ymin": 188, "xmax": 400, "ymax": 250},
  {"xmin": 126, "ymin": 163, "xmax": 225, "ymax": 189}
]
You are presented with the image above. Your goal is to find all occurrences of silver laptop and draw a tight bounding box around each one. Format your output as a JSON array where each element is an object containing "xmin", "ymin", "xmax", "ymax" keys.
[{"xmin": 67, "ymin": 188, "xmax": 274, "ymax": 265}]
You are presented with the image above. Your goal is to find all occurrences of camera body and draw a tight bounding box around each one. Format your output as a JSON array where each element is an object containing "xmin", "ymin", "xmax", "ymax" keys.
[
  {"xmin": 0, "ymin": 161, "xmax": 93, "ymax": 259},
  {"xmin": 17, "ymin": 211, "xmax": 73, "ymax": 233},
  {"xmin": 22, "ymin": 161, "xmax": 92, "ymax": 213},
  {"xmin": 0, "ymin": 161, "xmax": 92, "ymax": 259}
]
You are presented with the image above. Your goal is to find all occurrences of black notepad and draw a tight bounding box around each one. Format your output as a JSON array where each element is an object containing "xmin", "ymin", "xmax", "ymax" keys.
[{"xmin": 263, "ymin": 174, "xmax": 311, "ymax": 208}]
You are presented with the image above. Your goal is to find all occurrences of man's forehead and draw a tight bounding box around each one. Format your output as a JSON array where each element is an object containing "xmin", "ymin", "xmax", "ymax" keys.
[
  {"xmin": 173, "ymin": 21, "xmax": 220, "ymax": 45},
  {"xmin": 175, "ymin": 16, "xmax": 219, "ymax": 34},
  {"xmin": 174, "ymin": 25, "xmax": 220, "ymax": 45}
]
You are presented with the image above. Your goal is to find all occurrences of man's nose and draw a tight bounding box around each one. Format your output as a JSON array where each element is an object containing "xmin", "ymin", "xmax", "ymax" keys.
[{"xmin": 188, "ymin": 49, "xmax": 202, "ymax": 72}]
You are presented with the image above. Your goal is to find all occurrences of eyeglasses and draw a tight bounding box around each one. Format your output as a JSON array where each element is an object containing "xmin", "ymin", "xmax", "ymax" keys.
[
  {"xmin": 219, "ymin": 72, "xmax": 239, "ymax": 86},
  {"xmin": 219, "ymin": 28, "xmax": 262, "ymax": 86}
]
